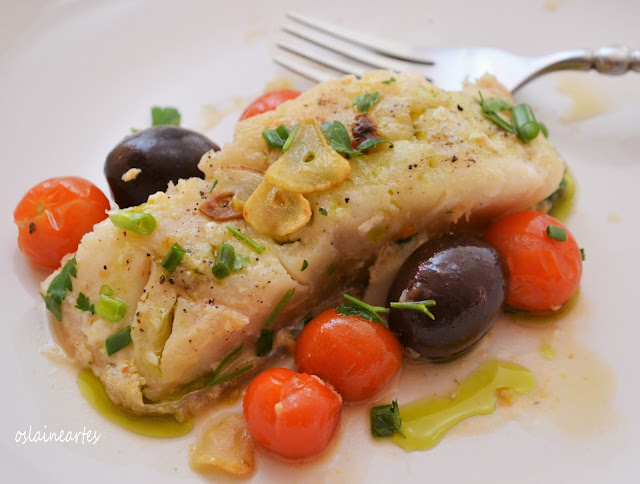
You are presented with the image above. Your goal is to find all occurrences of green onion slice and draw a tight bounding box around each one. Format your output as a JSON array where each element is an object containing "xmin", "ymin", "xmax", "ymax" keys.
[
  {"xmin": 105, "ymin": 326, "xmax": 132, "ymax": 356},
  {"xmin": 580, "ymin": 248, "xmax": 586, "ymax": 261},
  {"xmin": 512, "ymin": 104, "xmax": 540, "ymax": 142},
  {"xmin": 227, "ymin": 226, "xmax": 265, "ymax": 254},
  {"xmin": 262, "ymin": 124, "xmax": 291, "ymax": 148},
  {"xmin": 212, "ymin": 242, "xmax": 236, "ymax": 279},
  {"xmin": 301, "ymin": 259, "xmax": 308, "ymax": 271},
  {"xmin": 109, "ymin": 210, "xmax": 157, "ymax": 235},
  {"xmin": 282, "ymin": 123, "xmax": 299, "ymax": 153},
  {"xmin": 161, "ymin": 243, "xmax": 186, "ymax": 273},
  {"xmin": 95, "ymin": 294, "xmax": 127, "ymax": 322},
  {"xmin": 546, "ymin": 224, "xmax": 567, "ymax": 241},
  {"xmin": 390, "ymin": 300, "xmax": 436, "ymax": 320},
  {"xmin": 370, "ymin": 400, "xmax": 403, "ymax": 438}
]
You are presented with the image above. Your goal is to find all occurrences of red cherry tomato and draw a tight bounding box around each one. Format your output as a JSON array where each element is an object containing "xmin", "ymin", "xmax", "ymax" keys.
[
  {"xmin": 243, "ymin": 368, "xmax": 342, "ymax": 460},
  {"xmin": 295, "ymin": 309, "xmax": 403, "ymax": 402},
  {"xmin": 14, "ymin": 176, "xmax": 110, "ymax": 268},
  {"xmin": 239, "ymin": 89, "xmax": 301, "ymax": 120},
  {"xmin": 483, "ymin": 210, "xmax": 582, "ymax": 312}
]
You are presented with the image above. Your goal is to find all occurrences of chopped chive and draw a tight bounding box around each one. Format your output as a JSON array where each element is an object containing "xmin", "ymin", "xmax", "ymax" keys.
[
  {"xmin": 394, "ymin": 233, "xmax": 416, "ymax": 245},
  {"xmin": 301, "ymin": 259, "xmax": 308, "ymax": 271},
  {"xmin": 370, "ymin": 400, "xmax": 403, "ymax": 438},
  {"xmin": 546, "ymin": 224, "xmax": 567, "ymax": 241},
  {"xmin": 512, "ymin": 103, "xmax": 540, "ymax": 142},
  {"xmin": 256, "ymin": 329, "xmax": 274, "ymax": 357},
  {"xmin": 390, "ymin": 300, "xmax": 436, "ymax": 320},
  {"xmin": 327, "ymin": 261, "xmax": 338, "ymax": 276},
  {"xmin": 381, "ymin": 77, "xmax": 396, "ymax": 84},
  {"xmin": 264, "ymin": 288, "xmax": 296, "ymax": 329},
  {"xmin": 208, "ymin": 343, "xmax": 245, "ymax": 386},
  {"xmin": 227, "ymin": 226, "xmax": 265, "ymax": 254},
  {"xmin": 319, "ymin": 207, "xmax": 328, "ymax": 216},
  {"xmin": 209, "ymin": 178, "xmax": 218, "ymax": 193},
  {"xmin": 95, "ymin": 294, "xmax": 127, "ymax": 322},
  {"xmin": 209, "ymin": 365, "xmax": 254, "ymax": 386},
  {"xmin": 338, "ymin": 294, "xmax": 388, "ymax": 326},
  {"xmin": 161, "ymin": 243, "xmax": 186, "ymax": 273},
  {"xmin": 282, "ymin": 123, "xmax": 299, "ymax": 152},
  {"xmin": 109, "ymin": 210, "xmax": 157, "ymax": 235},
  {"xmin": 212, "ymin": 242, "xmax": 236, "ymax": 279},
  {"xmin": 580, "ymin": 248, "xmax": 586, "ymax": 260},
  {"xmin": 105, "ymin": 326, "xmax": 132, "ymax": 356}
]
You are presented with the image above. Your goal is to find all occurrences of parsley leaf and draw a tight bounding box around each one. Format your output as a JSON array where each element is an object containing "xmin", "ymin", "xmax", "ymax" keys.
[
  {"xmin": 151, "ymin": 106, "xmax": 181, "ymax": 126},
  {"xmin": 357, "ymin": 136, "xmax": 394, "ymax": 151},
  {"xmin": 352, "ymin": 92, "xmax": 380, "ymax": 113},
  {"xmin": 42, "ymin": 257, "xmax": 77, "ymax": 321},
  {"xmin": 370, "ymin": 400, "xmax": 403, "ymax": 438},
  {"xmin": 319, "ymin": 207, "xmax": 328, "ymax": 216},
  {"xmin": 75, "ymin": 293, "xmax": 95, "ymax": 314},
  {"xmin": 321, "ymin": 120, "xmax": 393, "ymax": 158},
  {"xmin": 381, "ymin": 77, "xmax": 396, "ymax": 85},
  {"xmin": 477, "ymin": 92, "xmax": 515, "ymax": 133}
]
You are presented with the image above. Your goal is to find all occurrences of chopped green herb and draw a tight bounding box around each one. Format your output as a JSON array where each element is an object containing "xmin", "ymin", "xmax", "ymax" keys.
[
  {"xmin": 512, "ymin": 104, "xmax": 540, "ymax": 142},
  {"xmin": 390, "ymin": 300, "xmax": 436, "ymax": 320},
  {"xmin": 301, "ymin": 259, "xmax": 308, "ymax": 271},
  {"xmin": 99, "ymin": 284, "xmax": 114, "ymax": 296},
  {"xmin": 477, "ymin": 92, "xmax": 515, "ymax": 133},
  {"xmin": 209, "ymin": 178, "xmax": 218, "ymax": 193},
  {"xmin": 256, "ymin": 329, "xmax": 275, "ymax": 357},
  {"xmin": 327, "ymin": 261, "xmax": 338, "ymax": 276},
  {"xmin": 319, "ymin": 207, "xmax": 328, "ymax": 216},
  {"xmin": 336, "ymin": 294, "xmax": 388, "ymax": 326},
  {"xmin": 151, "ymin": 106, "xmax": 181, "ymax": 126},
  {"xmin": 282, "ymin": 123, "xmax": 299, "ymax": 153},
  {"xmin": 394, "ymin": 233, "xmax": 416, "ymax": 245},
  {"xmin": 95, "ymin": 294, "xmax": 127, "ymax": 322},
  {"xmin": 381, "ymin": 77, "xmax": 396, "ymax": 84},
  {"xmin": 105, "ymin": 326, "xmax": 132, "ymax": 356},
  {"xmin": 232, "ymin": 253, "xmax": 250, "ymax": 272},
  {"xmin": 75, "ymin": 293, "xmax": 95, "ymax": 314},
  {"xmin": 539, "ymin": 122, "xmax": 549, "ymax": 138},
  {"xmin": 321, "ymin": 120, "xmax": 392, "ymax": 158},
  {"xmin": 262, "ymin": 124, "xmax": 291, "ymax": 148},
  {"xmin": 370, "ymin": 400, "xmax": 403, "ymax": 438},
  {"xmin": 208, "ymin": 344, "xmax": 253, "ymax": 386},
  {"xmin": 130, "ymin": 128, "xmax": 139, "ymax": 134},
  {"xmin": 161, "ymin": 243, "xmax": 186, "ymax": 273},
  {"xmin": 227, "ymin": 226, "xmax": 265, "ymax": 254},
  {"xmin": 41, "ymin": 257, "xmax": 77, "ymax": 321},
  {"xmin": 264, "ymin": 288, "xmax": 296, "ymax": 329},
  {"xmin": 109, "ymin": 210, "xmax": 157, "ymax": 235},
  {"xmin": 580, "ymin": 248, "xmax": 586, "ymax": 261},
  {"xmin": 352, "ymin": 92, "xmax": 380, "ymax": 113},
  {"xmin": 546, "ymin": 224, "xmax": 567, "ymax": 241},
  {"xmin": 212, "ymin": 242, "xmax": 236, "ymax": 279}
]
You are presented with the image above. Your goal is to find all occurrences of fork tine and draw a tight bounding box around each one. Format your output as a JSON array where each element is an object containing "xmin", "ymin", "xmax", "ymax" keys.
[
  {"xmin": 286, "ymin": 11, "xmax": 435, "ymax": 65},
  {"xmin": 273, "ymin": 52, "xmax": 336, "ymax": 84},
  {"xmin": 282, "ymin": 22, "xmax": 415, "ymax": 74},
  {"xmin": 277, "ymin": 39, "xmax": 367, "ymax": 78}
]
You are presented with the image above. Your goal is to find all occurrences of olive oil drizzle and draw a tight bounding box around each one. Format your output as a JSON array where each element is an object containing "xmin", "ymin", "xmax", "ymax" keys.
[
  {"xmin": 77, "ymin": 368, "xmax": 193, "ymax": 438},
  {"xmin": 392, "ymin": 359, "xmax": 535, "ymax": 452}
]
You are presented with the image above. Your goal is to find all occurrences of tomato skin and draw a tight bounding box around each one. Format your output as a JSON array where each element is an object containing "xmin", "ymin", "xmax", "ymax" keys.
[
  {"xmin": 483, "ymin": 210, "xmax": 582, "ymax": 312},
  {"xmin": 239, "ymin": 89, "xmax": 301, "ymax": 120},
  {"xmin": 14, "ymin": 177, "xmax": 110, "ymax": 268},
  {"xmin": 243, "ymin": 368, "xmax": 342, "ymax": 460},
  {"xmin": 295, "ymin": 309, "xmax": 403, "ymax": 402}
]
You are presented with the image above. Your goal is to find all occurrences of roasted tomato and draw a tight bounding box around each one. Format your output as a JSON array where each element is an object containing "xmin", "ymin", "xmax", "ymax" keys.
[
  {"xmin": 243, "ymin": 368, "xmax": 342, "ymax": 460},
  {"xmin": 14, "ymin": 177, "xmax": 110, "ymax": 267},
  {"xmin": 483, "ymin": 210, "xmax": 582, "ymax": 312},
  {"xmin": 239, "ymin": 89, "xmax": 301, "ymax": 120},
  {"xmin": 295, "ymin": 309, "xmax": 403, "ymax": 402}
]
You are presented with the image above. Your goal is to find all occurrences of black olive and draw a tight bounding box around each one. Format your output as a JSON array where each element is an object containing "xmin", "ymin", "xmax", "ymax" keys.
[
  {"xmin": 387, "ymin": 234, "xmax": 508, "ymax": 361},
  {"xmin": 104, "ymin": 126, "xmax": 219, "ymax": 207}
]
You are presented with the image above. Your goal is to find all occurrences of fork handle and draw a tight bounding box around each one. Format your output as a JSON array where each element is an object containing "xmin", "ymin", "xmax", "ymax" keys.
[{"xmin": 542, "ymin": 45, "xmax": 640, "ymax": 75}]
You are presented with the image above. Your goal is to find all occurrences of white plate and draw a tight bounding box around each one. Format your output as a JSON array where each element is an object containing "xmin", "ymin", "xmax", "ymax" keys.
[{"xmin": 2, "ymin": 1, "xmax": 639, "ymax": 482}]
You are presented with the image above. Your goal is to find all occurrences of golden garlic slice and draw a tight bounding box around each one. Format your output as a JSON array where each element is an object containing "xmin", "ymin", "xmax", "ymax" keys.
[
  {"xmin": 200, "ymin": 167, "xmax": 264, "ymax": 221},
  {"xmin": 190, "ymin": 413, "xmax": 254, "ymax": 476},
  {"xmin": 243, "ymin": 181, "xmax": 311, "ymax": 237},
  {"xmin": 264, "ymin": 118, "xmax": 351, "ymax": 193}
]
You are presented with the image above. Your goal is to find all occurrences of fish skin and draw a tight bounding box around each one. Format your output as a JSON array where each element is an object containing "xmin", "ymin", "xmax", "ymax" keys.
[{"xmin": 42, "ymin": 71, "xmax": 564, "ymax": 418}]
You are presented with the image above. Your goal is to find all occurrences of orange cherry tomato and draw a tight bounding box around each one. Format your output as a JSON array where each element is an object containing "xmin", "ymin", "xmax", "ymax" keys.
[
  {"xmin": 238, "ymin": 89, "xmax": 301, "ymax": 120},
  {"xmin": 483, "ymin": 210, "xmax": 582, "ymax": 312},
  {"xmin": 243, "ymin": 368, "xmax": 342, "ymax": 460},
  {"xmin": 295, "ymin": 309, "xmax": 403, "ymax": 402},
  {"xmin": 14, "ymin": 176, "xmax": 110, "ymax": 268}
]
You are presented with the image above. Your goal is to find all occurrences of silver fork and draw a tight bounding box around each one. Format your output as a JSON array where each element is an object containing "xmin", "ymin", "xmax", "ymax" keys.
[{"xmin": 275, "ymin": 12, "xmax": 639, "ymax": 93}]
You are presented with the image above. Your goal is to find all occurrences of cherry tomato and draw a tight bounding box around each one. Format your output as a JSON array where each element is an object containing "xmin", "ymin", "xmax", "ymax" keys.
[
  {"xmin": 239, "ymin": 89, "xmax": 301, "ymax": 121},
  {"xmin": 483, "ymin": 210, "xmax": 582, "ymax": 312},
  {"xmin": 295, "ymin": 309, "xmax": 403, "ymax": 402},
  {"xmin": 243, "ymin": 368, "xmax": 342, "ymax": 460},
  {"xmin": 14, "ymin": 177, "xmax": 110, "ymax": 268}
]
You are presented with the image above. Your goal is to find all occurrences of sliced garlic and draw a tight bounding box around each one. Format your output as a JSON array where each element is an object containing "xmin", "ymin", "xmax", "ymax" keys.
[
  {"xmin": 264, "ymin": 118, "xmax": 351, "ymax": 193},
  {"xmin": 243, "ymin": 181, "xmax": 311, "ymax": 237},
  {"xmin": 200, "ymin": 167, "xmax": 263, "ymax": 221}
]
